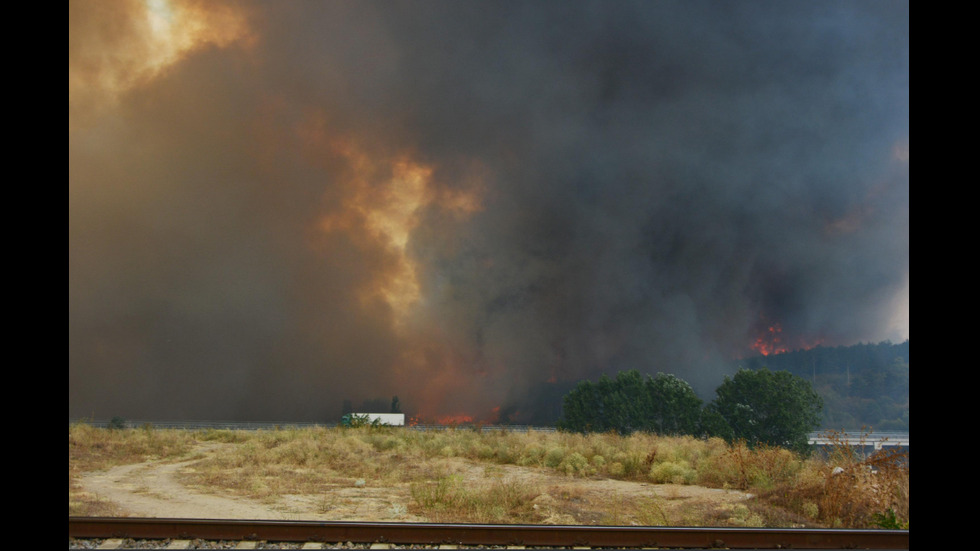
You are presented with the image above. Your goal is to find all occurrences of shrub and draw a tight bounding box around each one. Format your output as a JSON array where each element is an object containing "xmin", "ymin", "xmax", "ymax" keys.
[
  {"xmin": 558, "ymin": 452, "xmax": 592, "ymax": 476},
  {"xmin": 544, "ymin": 447, "xmax": 566, "ymax": 468},
  {"xmin": 649, "ymin": 460, "xmax": 696, "ymax": 485}
]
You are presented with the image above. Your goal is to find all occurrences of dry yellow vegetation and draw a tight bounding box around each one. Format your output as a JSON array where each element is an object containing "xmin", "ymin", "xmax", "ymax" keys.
[{"xmin": 69, "ymin": 423, "xmax": 907, "ymax": 528}]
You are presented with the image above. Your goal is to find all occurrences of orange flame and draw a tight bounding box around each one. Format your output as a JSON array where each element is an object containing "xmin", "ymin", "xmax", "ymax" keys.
[
  {"xmin": 435, "ymin": 414, "xmax": 475, "ymax": 425},
  {"xmin": 752, "ymin": 324, "xmax": 788, "ymax": 356},
  {"xmin": 751, "ymin": 323, "xmax": 826, "ymax": 356},
  {"xmin": 410, "ymin": 405, "xmax": 508, "ymax": 426}
]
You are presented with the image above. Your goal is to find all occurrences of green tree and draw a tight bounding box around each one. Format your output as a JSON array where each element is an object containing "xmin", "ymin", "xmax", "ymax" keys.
[
  {"xmin": 707, "ymin": 368, "xmax": 823, "ymax": 453},
  {"xmin": 558, "ymin": 370, "xmax": 702, "ymax": 435},
  {"xmin": 644, "ymin": 373, "xmax": 702, "ymax": 435},
  {"xmin": 557, "ymin": 378, "xmax": 603, "ymax": 433}
]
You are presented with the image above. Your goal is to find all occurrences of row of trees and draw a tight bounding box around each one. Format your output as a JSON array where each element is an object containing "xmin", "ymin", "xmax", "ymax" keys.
[{"xmin": 558, "ymin": 368, "xmax": 823, "ymax": 453}]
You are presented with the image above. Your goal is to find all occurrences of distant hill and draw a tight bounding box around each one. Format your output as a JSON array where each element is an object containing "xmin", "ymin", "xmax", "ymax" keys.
[{"xmin": 737, "ymin": 340, "xmax": 909, "ymax": 431}]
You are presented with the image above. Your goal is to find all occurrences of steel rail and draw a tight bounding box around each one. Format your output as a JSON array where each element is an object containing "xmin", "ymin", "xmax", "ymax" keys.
[{"xmin": 69, "ymin": 517, "xmax": 909, "ymax": 549}]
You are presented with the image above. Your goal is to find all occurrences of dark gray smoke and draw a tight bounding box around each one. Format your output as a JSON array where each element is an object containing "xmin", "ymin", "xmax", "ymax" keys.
[{"xmin": 69, "ymin": 1, "xmax": 908, "ymax": 421}]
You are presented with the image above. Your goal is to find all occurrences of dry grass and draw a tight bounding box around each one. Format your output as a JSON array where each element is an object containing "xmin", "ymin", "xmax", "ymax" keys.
[
  {"xmin": 697, "ymin": 441, "xmax": 802, "ymax": 490},
  {"xmin": 69, "ymin": 424, "xmax": 908, "ymax": 528},
  {"xmin": 69, "ymin": 423, "xmax": 198, "ymax": 471},
  {"xmin": 410, "ymin": 475, "xmax": 540, "ymax": 523}
]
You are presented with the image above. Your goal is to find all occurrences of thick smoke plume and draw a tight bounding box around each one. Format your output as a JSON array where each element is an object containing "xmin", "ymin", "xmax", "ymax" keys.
[{"xmin": 69, "ymin": 1, "xmax": 909, "ymax": 422}]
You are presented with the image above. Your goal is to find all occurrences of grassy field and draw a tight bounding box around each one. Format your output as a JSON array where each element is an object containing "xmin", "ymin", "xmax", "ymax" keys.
[{"xmin": 69, "ymin": 423, "xmax": 908, "ymax": 528}]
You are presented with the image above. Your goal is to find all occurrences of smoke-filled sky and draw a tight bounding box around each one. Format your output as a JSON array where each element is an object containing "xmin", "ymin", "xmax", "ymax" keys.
[{"xmin": 69, "ymin": 0, "xmax": 908, "ymax": 422}]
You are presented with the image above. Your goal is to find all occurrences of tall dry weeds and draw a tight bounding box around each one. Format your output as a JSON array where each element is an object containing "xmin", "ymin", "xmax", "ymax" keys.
[
  {"xmin": 69, "ymin": 422, "xmax": 197, "ymax": 471},
  {"xmin": 410, "ymin": 475, "xmax": 541, "ymax": 523},
  {"xmin": 756, "ymin": 430, "xmax": 909, "ymax": 528},
  {"xmin": 816, "ymin": 431, "xmax": 908, "ymax": 528}
]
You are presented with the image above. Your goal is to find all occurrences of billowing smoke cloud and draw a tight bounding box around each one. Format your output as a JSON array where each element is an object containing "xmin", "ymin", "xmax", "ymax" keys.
[{"xmin": 69, "ymin": 0, "xmax": 909, "ymax": 421}]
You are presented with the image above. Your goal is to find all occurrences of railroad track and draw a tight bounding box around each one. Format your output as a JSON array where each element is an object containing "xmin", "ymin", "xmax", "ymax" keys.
[{"xmin": 69, "ymin": 517, "xmax": 909, "ymax": 549}]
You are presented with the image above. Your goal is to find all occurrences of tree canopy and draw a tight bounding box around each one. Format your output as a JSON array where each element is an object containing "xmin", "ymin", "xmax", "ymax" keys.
[
  {"xmin": 558, "ymin": 367, "xmax": 823, "ymax": 452},
  {"xmin": 706, "ymin": 368, "xmax": 823, "ymax": 453},
  {"xmin": 644, "ymin": 372, "xmax": 703, "ymax": 435},
  {"xmin": 558, "ymin": 370, "xmax": 702, "ymax": 435}
]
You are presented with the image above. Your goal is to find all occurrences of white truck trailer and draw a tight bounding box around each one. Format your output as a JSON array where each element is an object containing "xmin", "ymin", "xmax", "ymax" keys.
[{"xmin": 341, "ymin": 413, "xmax": 405, "ymax": 426}]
